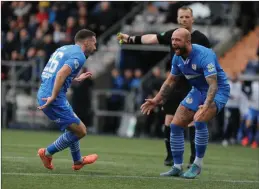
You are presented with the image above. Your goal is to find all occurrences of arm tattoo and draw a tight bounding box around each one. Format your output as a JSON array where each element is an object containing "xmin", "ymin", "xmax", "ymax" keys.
[
  {"xmin": 205, "ymin": 74, "xmax": 218, "ymax": 106},
  {"xmin": 157, "ymin": 75, "xmax": 178, "ymax": 104},
  {"xmin": 160, "ymin": 83, "xmax": 175, "ymax": 104}
]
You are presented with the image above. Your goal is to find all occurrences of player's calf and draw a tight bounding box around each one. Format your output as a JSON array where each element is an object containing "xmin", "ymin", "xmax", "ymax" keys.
[
  {"xmin": 160, "ymin": 105, "xmax": 195, "ymax": 176},
  {"xmin": 193, "ymin": 122, "xmax": 209, "ymax": 167},
  {"xmin": 182, "ymin": 122, "xmax": 207, "ymax": 179},
  {"xmin": 42, "ymin": 122, "xmax": 86, "ymax": 159},
  {"xmin": 163, "ymin": 114, "xmax": 174, "ymax": 166}
]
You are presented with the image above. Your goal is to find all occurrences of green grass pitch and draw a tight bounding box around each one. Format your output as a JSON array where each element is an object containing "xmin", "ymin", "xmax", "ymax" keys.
[{"xmin": 1, "ymin": 129, "xmax": 259, "ymax": 189}]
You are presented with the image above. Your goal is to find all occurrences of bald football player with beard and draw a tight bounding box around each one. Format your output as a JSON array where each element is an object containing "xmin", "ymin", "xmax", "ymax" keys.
[{"xmin": 118, "ymin": 6, "xmax": 211, "ymax": 168}]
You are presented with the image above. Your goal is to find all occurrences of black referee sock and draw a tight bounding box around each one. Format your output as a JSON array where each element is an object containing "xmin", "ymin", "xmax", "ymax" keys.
[
  {"xmin": 164, "ymin": 125, "xmax": 172, "ymax": 158},
  {"xmin": 189, "ymin": 126, "xmax": 196, "ymax": 164}
]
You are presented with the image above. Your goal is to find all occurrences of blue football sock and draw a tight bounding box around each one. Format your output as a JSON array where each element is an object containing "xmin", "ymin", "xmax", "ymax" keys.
[
  {"xmin": 237, "ymin": 120, "xmax": 246, "ymax": 142},
  {"xmin": 70, "ymin": 141, "xmax": 82, "ymax": 163},
  {"xmin": 63, "ymin": 130, "xmax": 82, "ymax": 163},
  {"xmin": 246, "ymin": 126, "xmax": 253, "ymax": 143},
  {"xmin": 46, "ymin": 131, "xmax": 79, "ymax": 155},
  {"xmin": 170, "ymin": 123, "xmax": 184, "ymax": 169},
  {"xmin": 194, "ymin": 122, "xmax": 209, "ymax": 158}
]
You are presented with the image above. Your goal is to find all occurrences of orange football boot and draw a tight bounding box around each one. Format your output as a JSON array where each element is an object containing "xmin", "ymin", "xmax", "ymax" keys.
[
  {"xmin": 72, "ymin": 154, "xmax": 98, "ymax": 171},
  {"xmin": 251, "ymin": 141, "xmax": 258, "ymax": 149},
  {"xmin": 38, "ymin": 148, "xmax": 54, "ymax": 170},
  {"xmin": 241, "ymin": 137, "xmax": 249, "ymax": 147}
]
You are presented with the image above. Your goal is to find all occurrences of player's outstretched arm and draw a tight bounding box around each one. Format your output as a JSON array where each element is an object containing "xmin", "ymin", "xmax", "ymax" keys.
[
  {"xmin": 154, "ymin": 74, "xmax": 179, "ymax": 104},
  {"xmin": 74, "ymin": 72, "xmax": 92, "ymax": 82},
  {"xmin": 117, "ymin": 33, "xmax": 159, "ymax": 45},
  {"xmin": 141, "ymin": 74, "xmax": 179, "ymax": 115}
]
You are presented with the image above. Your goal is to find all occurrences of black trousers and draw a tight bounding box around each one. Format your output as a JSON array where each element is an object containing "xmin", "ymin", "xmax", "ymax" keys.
[{"xmin": 223, "ymin": 107, "xmax": 240, "ymax": 140}]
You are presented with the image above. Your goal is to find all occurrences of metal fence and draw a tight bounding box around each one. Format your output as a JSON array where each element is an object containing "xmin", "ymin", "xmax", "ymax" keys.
[{"xmin": 1, "ymin": 60, "xmax": 51, "ymax": 129}]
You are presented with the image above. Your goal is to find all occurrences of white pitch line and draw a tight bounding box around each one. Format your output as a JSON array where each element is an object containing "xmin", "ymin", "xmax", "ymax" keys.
[
  {"xmin": 2, "ymin": 156, "xmax": 257, "ymax": 172},
  {"xmin": 2, "ymin": 172, "xmax": 259, "ymax": 184}
]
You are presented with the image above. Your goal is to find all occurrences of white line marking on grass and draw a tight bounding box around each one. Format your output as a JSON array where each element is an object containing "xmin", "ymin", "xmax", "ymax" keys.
[
  {"xmin": 2, "ymin": 172, "xmax": 259, "ymax": 184},
  {"xmin": 2, "ymin": 156, "xmax": 258, "ymax": 172},
  {"xmin": 3, "ymin": 143, "xmax": 258, "ymax": 165}
]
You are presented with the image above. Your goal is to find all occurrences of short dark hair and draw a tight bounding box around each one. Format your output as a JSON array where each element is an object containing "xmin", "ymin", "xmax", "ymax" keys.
[
  {"xmin": 178, "ymin": 6, "xmax": 193, "ymax": 16},
  {"xmin": 74, "ymin": 29, "xmax": 96, "ymax": 43}
]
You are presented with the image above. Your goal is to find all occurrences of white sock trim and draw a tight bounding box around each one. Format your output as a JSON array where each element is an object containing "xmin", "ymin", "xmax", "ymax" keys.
[
  {"xmin": 194, "ymin": 157, "xmax": 203, "ymax": 167},
  {"xmin": 174, "ymin": 164, "xmax": 183, "ymax": 170}
]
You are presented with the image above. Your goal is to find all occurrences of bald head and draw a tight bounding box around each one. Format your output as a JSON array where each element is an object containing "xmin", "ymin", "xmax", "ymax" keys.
[
  {"xmin": 171, "ymin": 28, "xmax": 192, "ymax": 57},
  {"xmin": 173, "ymin": 28, "xmax": 191, "ymax": 42}
]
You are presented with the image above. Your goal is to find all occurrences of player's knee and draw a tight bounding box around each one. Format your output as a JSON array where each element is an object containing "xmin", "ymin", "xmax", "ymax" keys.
[
  {"xmin": 78, "ymin": 124, "xmax": 87, "ymax": 138},
  {"xmin": 171, "ymin": 119, "xmax": 186, "ymax": 127},
  {"xmin": 82, "ymin": 126, "xmax": 87, "ymax": 137},
  {"xmin": 71, "ymin": 122, "xmax": 87, "ymax": 139}
]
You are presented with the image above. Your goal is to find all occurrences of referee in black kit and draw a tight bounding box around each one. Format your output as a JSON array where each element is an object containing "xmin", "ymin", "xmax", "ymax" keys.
[{"xmin": 117, "ymin": 6, "xmax": 211, "ymax": 167}]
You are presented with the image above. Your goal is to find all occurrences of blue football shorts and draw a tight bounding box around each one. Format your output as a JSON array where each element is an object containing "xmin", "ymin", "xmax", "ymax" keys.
[
  {"xmin": 181, "ymin": 87, "xmax": 230, "ymax": 114},
  {"xmin": 37, "ymin": 96, "xmax": 81, "ymax": 131}
]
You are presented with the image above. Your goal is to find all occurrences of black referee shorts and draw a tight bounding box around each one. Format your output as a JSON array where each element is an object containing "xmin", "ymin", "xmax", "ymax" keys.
[{"xmin": 162, "ymin": 91, "xmax": 188, "ymax": 115}]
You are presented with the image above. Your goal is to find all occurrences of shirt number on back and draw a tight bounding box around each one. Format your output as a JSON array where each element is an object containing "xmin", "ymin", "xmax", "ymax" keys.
[{"xmin": 45, "ymin": 51, "xmax": 64, "ymax": 73}]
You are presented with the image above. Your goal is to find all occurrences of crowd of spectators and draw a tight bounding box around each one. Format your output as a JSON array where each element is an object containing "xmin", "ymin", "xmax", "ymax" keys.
[
  {"xmin": 1, "ymin": 1, "xmax": 136, "ymax": 80},
  {"xmin": 1, "ymin": 2, "xmax": 259, "ymax": 143},
  {"xmin": 1, "ymin": 1, "xmax": 137, "ymax": 129},
  {"xmin": 104, "ymin": 68, "xmax": 143, "ymax": 133}
]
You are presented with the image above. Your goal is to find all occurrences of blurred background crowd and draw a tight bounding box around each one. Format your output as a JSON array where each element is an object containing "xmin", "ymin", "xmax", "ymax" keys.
[{"xmin": 1, "ymin": 1, "xmax": 259, "ymax": 148}]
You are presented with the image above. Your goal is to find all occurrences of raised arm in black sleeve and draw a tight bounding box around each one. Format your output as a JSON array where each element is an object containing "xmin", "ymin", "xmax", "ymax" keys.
[{"xmin": 156, "ymin": 29, "xmax": 177, "ymax": 45}]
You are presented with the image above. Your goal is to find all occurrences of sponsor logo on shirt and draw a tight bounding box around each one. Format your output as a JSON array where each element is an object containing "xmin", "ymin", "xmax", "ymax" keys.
[
  {"xmin": 207, "ymin": 63, "xmax": 215, "ymax": 72},
  {"xmin": 74, "ymin": 59, "xmax": 79, "ymax": 69},
  {"xmin": 186, "ymin": 97, "xmax": 193, "ymax": 104},
  {"xmin": 192, "ymin": 64, "xmax": 197, "ymax": 70}
]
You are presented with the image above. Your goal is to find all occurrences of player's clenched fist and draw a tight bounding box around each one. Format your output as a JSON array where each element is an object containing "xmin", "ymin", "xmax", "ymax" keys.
[{"xmin": 117, "ymin": 32, "xmax": 130, "ymax": 44}]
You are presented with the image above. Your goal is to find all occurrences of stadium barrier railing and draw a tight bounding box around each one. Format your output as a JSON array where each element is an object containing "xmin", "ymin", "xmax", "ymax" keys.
[{"xmin": 1, "ymin": 60, "xmax": 50, "ymax": 129}]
